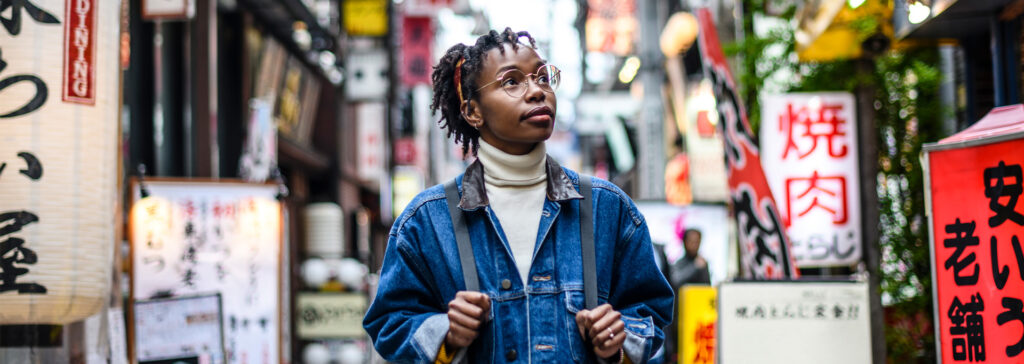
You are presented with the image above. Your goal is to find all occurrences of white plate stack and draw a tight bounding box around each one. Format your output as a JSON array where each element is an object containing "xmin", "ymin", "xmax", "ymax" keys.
[{"xmin": 305, "ymin": 202, "xmax": 345, "ymax": 258}]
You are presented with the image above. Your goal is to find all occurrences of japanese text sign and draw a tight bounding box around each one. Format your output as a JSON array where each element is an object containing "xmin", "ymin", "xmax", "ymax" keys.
[
  {"xmin": 679, "ymin": 285, "xmax": 716, "ymax": 364},
  {"xmin": 131, "ymin": 180, "xmax": 282, "ymax": 364},
  {"xmin": 401, "ymin": 16, "xmax": 432, "ymax": 87},
  {"xmin": 761, "ymin": 93, "xmax": 861, "ymax": 267},
  {"xmin": 696, "ymin": 8, "xmax": 798, "ymax": 278},
  {"xmin": 296, "ymin": 293, "xmax": 368, "ymax": 339},
  {"xmin": 0, "ymin": 0, "xmax": 120, "ymax": 324},
  {"xmin": 718, "ymin": 281, "xmax": 871, "ymax": 364},
  {"xmin": 925, "ymin": 106, "xmax": 1024, "ymax": 363}
]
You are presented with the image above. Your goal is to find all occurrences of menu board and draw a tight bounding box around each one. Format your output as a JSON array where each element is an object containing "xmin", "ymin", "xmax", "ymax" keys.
[
  {"xmin": 130, "ymin": 180, "xmax": 282, "ymax": 364},
  {"xmin": 135, "ymin": 294, "xmax": 225, "ymax": 364}
]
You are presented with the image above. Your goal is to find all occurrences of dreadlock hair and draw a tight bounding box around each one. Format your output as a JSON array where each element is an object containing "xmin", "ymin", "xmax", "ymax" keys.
[{"xmin": 430, "ymin": 27, "xmax": 538, "ymax": 156}]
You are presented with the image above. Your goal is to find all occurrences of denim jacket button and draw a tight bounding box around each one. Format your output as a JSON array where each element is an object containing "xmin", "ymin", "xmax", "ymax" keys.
[
  {"xmin": 501, "ymin": 279, "xmax": 512, "ymax": 290},
  {"xmin": 505, "ymin": 349, "xmax": 517, "ymax": 361}
]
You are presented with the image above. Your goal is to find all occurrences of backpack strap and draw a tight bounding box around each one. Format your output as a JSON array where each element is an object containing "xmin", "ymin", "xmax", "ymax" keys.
[
  {"xmin": 445, "ymin": 179, "xmax": 480, "ymax": 292},
  {"xmin": 579, "ymin": 176, "xmax": 597, "ymax": 309}
]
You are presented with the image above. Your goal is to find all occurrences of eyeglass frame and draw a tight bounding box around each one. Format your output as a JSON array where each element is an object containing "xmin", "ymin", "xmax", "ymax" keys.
[{"xmin": 474, "ymin": 64, "xmax": 561, "ymax": 97}]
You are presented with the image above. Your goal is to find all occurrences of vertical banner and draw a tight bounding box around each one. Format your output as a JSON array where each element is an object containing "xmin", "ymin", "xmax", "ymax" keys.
[
  {"xmin": 401, "ymin": 16, "xmax": 432, "ymax": 87},
  {"xmin": 679, "ymin": 285, "xmax": 716, "ymax": 364},
  {"xmin": 695, "ymin": 8, "xmax": 798, "ymax": 278},
  {"xmin": 761, "ymin": 93, "xmax": 861, "ymax": 267},
  {"xmin": 0, "ymin": 0, "xmax": 120, "ymax": 323},
  {"xmin": 356, "ymin": 102, "xmax": 386, "ymax": 184},
  {"xmin": 925, "ymin": 105, "xmax": 1024, "ymax": 363}
]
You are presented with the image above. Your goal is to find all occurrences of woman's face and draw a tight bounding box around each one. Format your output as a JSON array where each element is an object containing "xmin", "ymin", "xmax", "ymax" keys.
[{"xmin": 465, "ymin": 44, "xmax": 557, "ymax": 155}]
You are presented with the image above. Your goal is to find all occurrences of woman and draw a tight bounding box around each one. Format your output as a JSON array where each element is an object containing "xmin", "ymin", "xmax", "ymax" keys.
[{"xmin": 363, "ymin": 28, "xmax": 674, "ymax": 363}]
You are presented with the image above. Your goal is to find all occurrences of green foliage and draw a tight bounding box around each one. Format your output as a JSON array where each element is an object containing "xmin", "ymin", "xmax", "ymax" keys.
[{"xmin": 730, "ymin": 1, "xmax": 947, "ymax": 361}]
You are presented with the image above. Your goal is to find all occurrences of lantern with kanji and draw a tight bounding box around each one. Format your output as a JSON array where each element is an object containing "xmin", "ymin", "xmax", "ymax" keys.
[{"xmin": 0, "ymin": 0, "xmax": 121, "ymax": 323}]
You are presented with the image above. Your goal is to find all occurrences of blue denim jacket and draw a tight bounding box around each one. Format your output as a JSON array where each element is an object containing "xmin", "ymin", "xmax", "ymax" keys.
[{"xmin": 363, "ymin": 158, "xmax": 674, "ymax": 363}]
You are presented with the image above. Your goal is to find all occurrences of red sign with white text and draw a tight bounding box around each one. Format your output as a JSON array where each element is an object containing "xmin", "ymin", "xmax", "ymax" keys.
[
  {"xmin": 63, "ymin": 0, "xmax": 97, "ymax": 105},
  {"xmin": 401, "ymin": 16, "xmax": 432, "ymax": 86},
  {"xmin": 928, "ymin": 136, "xmax": 1024, "ymax": 363},
  {"xmin": 696, "ymin": 8, "xmax": 798, "ymax": 278}
]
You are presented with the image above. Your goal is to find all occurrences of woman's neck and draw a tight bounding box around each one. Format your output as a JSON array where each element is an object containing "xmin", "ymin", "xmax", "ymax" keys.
[{"xmin": 477, "ymin": 140, "xmax": 547, "ymax": 187}]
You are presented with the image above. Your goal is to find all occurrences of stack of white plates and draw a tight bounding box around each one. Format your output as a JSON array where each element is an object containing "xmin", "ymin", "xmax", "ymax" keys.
[{"xmin": 305, "ymin": 202, "xmax": 344, "ymax": 258}]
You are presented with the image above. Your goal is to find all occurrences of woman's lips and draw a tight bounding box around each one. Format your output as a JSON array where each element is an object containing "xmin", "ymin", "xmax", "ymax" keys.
[{"xmin": 523, "ymin": 106, "xmax": 554, "ymax": 125}]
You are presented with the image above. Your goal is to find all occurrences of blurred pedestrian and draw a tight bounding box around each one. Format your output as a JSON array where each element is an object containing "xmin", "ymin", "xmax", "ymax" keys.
[
  {"xmin": 670, "ymin": 229, "xmax": 710, "ymax": 288},
  {"xmin": 363, "ymin": 28, "xmax": 674, "ymax": 363},
  {"xmin": 662, "ymin": 228, "xmax": 710, "ymax": 363}
]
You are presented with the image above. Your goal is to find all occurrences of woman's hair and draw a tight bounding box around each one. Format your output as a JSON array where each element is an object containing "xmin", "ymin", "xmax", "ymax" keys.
[{"xmin": 430, "ymin": 28, "xmax": 538, "ymax": 156}]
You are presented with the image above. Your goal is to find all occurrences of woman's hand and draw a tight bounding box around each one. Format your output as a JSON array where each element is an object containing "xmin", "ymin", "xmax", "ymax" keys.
[
  {"xmin": 575, "ymin": 304, "xmax": 626, "ymax": 361},
  {"xmin": 445, "ymin": 291, "xmax": 491, "ymax": 348}
]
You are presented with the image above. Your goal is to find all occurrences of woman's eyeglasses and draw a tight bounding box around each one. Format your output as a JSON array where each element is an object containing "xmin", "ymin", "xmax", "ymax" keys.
[{"xmin": 476, "ymin": 64, "xmax": 561, "ymax": 98}]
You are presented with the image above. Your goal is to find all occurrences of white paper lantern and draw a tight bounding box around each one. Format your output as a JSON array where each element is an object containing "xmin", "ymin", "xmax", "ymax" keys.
[
  {"xmin": 304, "ymin": 202, "xmax": 344, "ymax": 258},
  {"xmin": 301, "ymin": 258, "xmax": 330, "ymax": 288},
  {"xmin": 336, "ymin": 258, "xmax": 367, "ymax": 291},
  {"xmin": 338, "ymin": 342, "xmax": 364, "ymax": 364},
  {"xmin": 0, "ymin": 0, "xmax": 120, "ymax": 323},
  {"xmin": 302, "ymin": 342, "xmax": 330, "ymax": 364}
]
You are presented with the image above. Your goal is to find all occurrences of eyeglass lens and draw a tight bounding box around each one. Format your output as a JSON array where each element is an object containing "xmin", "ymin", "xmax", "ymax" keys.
[{"xmin": 500, "ymin": 65, "xmax": 560, "ymax": 97}]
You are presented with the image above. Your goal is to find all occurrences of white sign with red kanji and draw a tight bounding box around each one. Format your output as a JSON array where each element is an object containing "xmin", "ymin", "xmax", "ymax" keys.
[
  {"xmin": 357, "ymin": 102, "xmax": 386, "ymax": 184},
  {"xmin": 761, "ymin": 93, "xmax": 861, "ymax": 267}
]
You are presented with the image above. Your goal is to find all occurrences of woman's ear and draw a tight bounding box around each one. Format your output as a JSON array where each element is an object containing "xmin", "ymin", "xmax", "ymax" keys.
[{"xmin": 461, "ymin": 99, "xmax": 484, "ymax": 129}]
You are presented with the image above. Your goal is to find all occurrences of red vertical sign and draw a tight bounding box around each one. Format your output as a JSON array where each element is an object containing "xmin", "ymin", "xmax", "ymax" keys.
[
  {"xmin": 696, "ymin": 8, "xmax": 798, "ymax": 279},
  {"xmin": 401, "ymin": 16, "xmax": 433, "ymax": 87},
  {"xmin": 63, "ymin": 0, "xmax": 98, "ymax": 105},
  {"xmin": 928, "ymin": 131, "xmax": 1024, "ymax": 363}
]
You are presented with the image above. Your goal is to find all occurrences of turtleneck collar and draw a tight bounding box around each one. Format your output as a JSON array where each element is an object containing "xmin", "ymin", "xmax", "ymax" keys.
[{"xmin": 476, "ymin": 140, "xmax": 547, "ymax": 187}]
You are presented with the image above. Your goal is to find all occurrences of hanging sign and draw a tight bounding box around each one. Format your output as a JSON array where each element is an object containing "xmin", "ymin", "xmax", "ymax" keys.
[
  {"xmin": 696, "ymin": 8, "xmax": 798, "ymax": 278},
  {"xmin": 344, "ymin": 0, "xmax": 388, "ymax": 36},
  {"xmin": 924, "ymin": 104, "xmax": 1024, "ymax": 363},
  {"xmin": 401, "ymin": 16, "xmax": 433, "ymax": 87},
  {"xmin": 761, "ymin": 92, "xmax": 861, "ymax": 267},
  {"xmin": 0, "ymin": 0, "xmax": 120, "ymax": 324}
]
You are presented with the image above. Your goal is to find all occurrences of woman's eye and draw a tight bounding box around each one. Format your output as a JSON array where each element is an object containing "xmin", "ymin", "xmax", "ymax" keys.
[
  {"xmin": 501, "ymin": 78, "xmax": 520, "ymax": 87},
  {"xmin": 537, "ymin": 75, "xmax": 550, "ymax": 84}
]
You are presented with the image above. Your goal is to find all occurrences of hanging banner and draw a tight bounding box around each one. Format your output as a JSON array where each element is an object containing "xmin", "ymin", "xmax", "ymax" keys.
[
  {"xmin": 761, "ymin": 93, "xmax": 861, "ymax": 267},
  {"xmin": 401, "ymin": 16, "xmax": 433, "ymax": 87},
  {"xmin": 679, "ymin": 285, "xmax": 716, "ymax": 364},
  {"xmin": 0, "ymin": 0, "xmax": 120, "ymax": 324},
  {"xmin": 924, "ymin": 104, "xmax": 1024, "ymax": 364},
  {"xmin": 695, "ymin": 8, "xmax": 798, "ymax": 278}
]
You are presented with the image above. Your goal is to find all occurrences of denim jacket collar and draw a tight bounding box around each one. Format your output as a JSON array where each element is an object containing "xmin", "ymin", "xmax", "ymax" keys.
[{"xmin": 458, "ymin": 156, "xmax": 584, "ymax": 210}]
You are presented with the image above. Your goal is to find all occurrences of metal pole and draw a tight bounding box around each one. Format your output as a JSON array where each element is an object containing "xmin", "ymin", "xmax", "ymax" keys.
[
  {"xmin": 856, "ymin": 59, "xmax": 886, "ymax": 364},
  {"xmin": 637, "ymin": 0, "xmax": 666, "ymax": 199}
]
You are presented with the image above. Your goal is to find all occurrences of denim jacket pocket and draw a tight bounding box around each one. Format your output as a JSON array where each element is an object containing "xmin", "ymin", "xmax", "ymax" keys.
[{"xmin": 564, "ymin": 290, "xmax": 588, "ymax": 363}]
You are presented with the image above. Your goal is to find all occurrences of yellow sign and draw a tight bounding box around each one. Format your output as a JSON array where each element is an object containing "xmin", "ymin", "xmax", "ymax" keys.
[
  {"xmin": 297, "ymin": 293, "xmax": 368, "ymax": 338},
  {"xmin": 680, "ymin": 285, "xmax": 717, "ymax": 364},
  {"xmin": 344, "ymin": 0, "xmax": 388, "ymax": 36}
]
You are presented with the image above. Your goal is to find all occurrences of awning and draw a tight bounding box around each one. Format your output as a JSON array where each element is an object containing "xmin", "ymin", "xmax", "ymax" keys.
[{"xmin": 896, "ymin": 0, "xmax": 1016, "ymax": 39}]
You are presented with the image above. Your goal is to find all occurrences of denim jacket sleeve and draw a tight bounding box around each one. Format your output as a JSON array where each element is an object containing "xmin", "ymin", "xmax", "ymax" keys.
[
  {"xmin": 597, "ymin": 183, "xmax": 675, "ymax": 364},
  {"xmin": 363, "ymin": 206, "xmax": 451, "ymax": 363}
]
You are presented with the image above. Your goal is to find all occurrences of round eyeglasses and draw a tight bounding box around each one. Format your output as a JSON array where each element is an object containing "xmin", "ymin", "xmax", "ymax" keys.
[{"xmin": 476, "ymin": 64, "xmax": 561, "ymax": 98}]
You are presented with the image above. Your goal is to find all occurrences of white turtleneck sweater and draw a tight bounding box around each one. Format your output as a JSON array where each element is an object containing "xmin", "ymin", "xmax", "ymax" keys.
[{"xmin": 476, "ymin": 140, "xmax": 548, "ymax": 285}]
